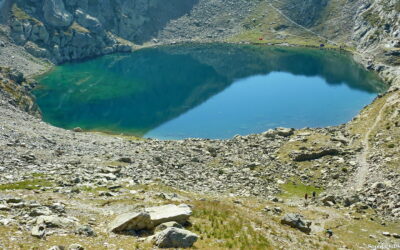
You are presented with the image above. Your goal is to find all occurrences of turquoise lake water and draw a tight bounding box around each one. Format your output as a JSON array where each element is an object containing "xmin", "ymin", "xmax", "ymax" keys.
[{"xmin": 34, "ymin": 44, "xmax": 387, "ymax": 139}]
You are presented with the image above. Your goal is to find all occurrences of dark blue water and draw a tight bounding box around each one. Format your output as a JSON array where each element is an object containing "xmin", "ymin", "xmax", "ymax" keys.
[{"xmin": 34, "ymin": 44, "xmax": 386, "ymax": 139}]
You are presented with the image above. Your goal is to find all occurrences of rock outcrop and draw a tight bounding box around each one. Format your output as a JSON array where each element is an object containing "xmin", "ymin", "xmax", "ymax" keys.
[
  {"xmin": 43, "ymin": 0, "xmax": 73, "ymax": 27},
  {"xmin": 281, "ymin": 213, "xmax": 312, "ymax": 234},
  {"xmin": 0, "ymin": 66, "xmax": 40, "ymax": 117}
]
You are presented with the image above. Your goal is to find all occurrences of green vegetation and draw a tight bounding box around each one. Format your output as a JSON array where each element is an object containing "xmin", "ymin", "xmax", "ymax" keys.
[
  {"xmin": 362, "ymin": 9, "xmax": 382, "ymax": 27},
  {"xmin": 79, "ymin": 185, "xmax": 109, "ymax": 193},
  {"xmin": 11, "ymin": 4, "xmax": 41, "ymax": 24},
  {"xmin": 0, "ymin": 178, "xmax": 53, "ymax": 190},
  {"xmin": 396, "ymin": 2, "xmax": 400, "ymax": 12},
  {"xmin": 191, "ymin": 200, "xmax": 272, "ymax": 249},
  {"xmin": 280, "ymin": 182, "xmax": 324, "ymax": 198}
]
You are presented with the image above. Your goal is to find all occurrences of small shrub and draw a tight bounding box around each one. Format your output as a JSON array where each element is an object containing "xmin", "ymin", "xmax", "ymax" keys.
[{"xmin": 387, "ymin": 144, "xmax": 395, "ymax": 149}]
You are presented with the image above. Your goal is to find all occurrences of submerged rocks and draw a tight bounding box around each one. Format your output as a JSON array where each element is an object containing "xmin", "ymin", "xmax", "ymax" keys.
[
  {"xmin": 153, "ymin": 227, "xmax": 198, "ymax": 248},
  {"xmin": 281, "ymin": 213, "xmax": 312, "ymax": 234}
]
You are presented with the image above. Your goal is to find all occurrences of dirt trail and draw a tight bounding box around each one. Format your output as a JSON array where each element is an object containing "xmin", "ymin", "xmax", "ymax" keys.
[{"xmin": 353, "ymin": 92, "xmax": 398, "ymax": 190}]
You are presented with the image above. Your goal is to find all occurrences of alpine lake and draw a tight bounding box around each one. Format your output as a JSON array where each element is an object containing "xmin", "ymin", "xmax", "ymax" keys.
[{"xmin": 34, "ymin": 44, "xmax": 387, "ymax": 140}]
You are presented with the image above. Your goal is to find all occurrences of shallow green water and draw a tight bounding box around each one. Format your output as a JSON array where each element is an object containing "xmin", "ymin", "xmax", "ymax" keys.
[{"xmin": 34, "ymin": 44, "xmax": 387, "ymax": 139}]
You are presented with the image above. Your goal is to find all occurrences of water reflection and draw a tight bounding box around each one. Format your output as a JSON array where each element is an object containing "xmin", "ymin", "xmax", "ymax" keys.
[{"xmin": 35, "ymin": 44, "xmax": 386, "ymax": 138}]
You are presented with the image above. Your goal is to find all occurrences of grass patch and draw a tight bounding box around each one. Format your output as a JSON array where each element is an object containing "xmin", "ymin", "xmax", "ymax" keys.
[
  {"xmin": 190, "ymin": 200, "xmax": 272, "ymax": 249},
  {"xmin": 326, "ymin": 216, "xmax": 400, "ymax": 248},
  {"xmin": 0, "ymin": 179, "xmax": 53, "ymax": 190},
  {"xmin": 79, "ymin": 185, "xmax": 109, "ymax": 193},
  {"xmin": 11, "ymin": 4, "xmax": 41, "ymax": 24},
  {"xmin": 31, "ymin": 173, "xmax": 47, "ymax": 178},
  {"xmin": 279, "ymin": 182, "xmax": 324, "ymax": 198}
]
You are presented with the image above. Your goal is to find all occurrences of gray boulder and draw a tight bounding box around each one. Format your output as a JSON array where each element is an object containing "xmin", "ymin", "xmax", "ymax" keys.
[
  {"xmin": 108, "ymin": 212, "xmax": 152, "ymax": 233},
  {"xmin": 0, "ymin": 204, "xmax": 10, "ymax": 211},
  {"xmin": 30, "ymin": 206, "xmax": 52, "ymax": 217},
  {"xmin": 43, "ymin": 0, "xmax": 73, "ymax": 27},
  {"xmin": 276, "ymin": 127, "xmax": 294, "ymax": 137},
  {"xmin": 48, "ymin": 247, "xmax": 64, "ymax": 250},
  {"xmin": 281, "ymin": 213, "xmax": 312, "ymax": 234},
  {"xmin": 146, "ymin": 204, "xmax": 192, "ymax": 226},
  {"xmin": 155, "ymin": 221, "xmax": 183, "ymax": 232},
  {"xmin": 31, "ymin": 224, "xmax": 46, "ymax": 238},
  {"xmin": 153, "ymin": 228, "xmax": 198, "ymax": 248},
  {"xmin": 68, "ymin": 244, "xmax": 84, "ymax": 250},
  {"xmin": 36, "ymin": 215, "xmax": 76, "ymax": 228},
  {"xmin": 76, "ymin": 225, "xmax": 96, "ymax": 237}
]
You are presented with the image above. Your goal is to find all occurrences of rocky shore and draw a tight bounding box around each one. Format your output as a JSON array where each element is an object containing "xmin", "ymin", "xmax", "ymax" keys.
[{"xmin": 0, "ymin": 0, "xmax": 399, "ymax": 248}]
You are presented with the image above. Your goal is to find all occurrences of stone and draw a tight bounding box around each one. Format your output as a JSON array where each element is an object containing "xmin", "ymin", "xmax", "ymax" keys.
[
  {"xmin": 273, "ymin": 207, "xmax": 283, "ymax": 214},
  {"xmin": 290, "ymin": 148, "xmax": 341, "ymax": 162},
  {"xmin": 0, "ymin": 204, "xmax": 10, "ymax": 211},
  {"xmin": 382, "ymin": 232, "xmax": 391, "ymax": 237},
  {"xmin": 109, "ymin": 212, "xmax": 152, "ymax": 233},
  {"xmin": 48, "ymin": 246, "xmax": 64, "ymax": 250},
  {"xmin": 393, "ymin": 233, "xmax": 400, "ymax": 239},
  {"xmin": 155, "ymin": 221, "xmax": 183, "ymax": 232},
  {"xmin": 36, "ymin": 215, "xmax": 76, "ymax": 228},
  {"xmin": 68, "ymin": 244, "xmax": 84, "ymax": 250},
  {"xmin": 30, "ymin": 207, "xmax": 52, "ymax": 216},
  {"xmin": 5, "ymin": 197, "xmax": 23, "ymax": 204},
  {"xmin": 43, "ymin": 0, "xmax": 73, "ymax": 27},
  {"xmin": 262, "ymin": 129, "xmax": 277, "ymax": 138},
  {"xmin": 73, "ymin": 127, "xmax": 83, "ymax": 132},
  {"xmin": 51, "ymin": 202, "xmax": 66, "ymax": 214},
  {"xmin": 118, "ymin": 157, "xmax": 132, "ymax": 163},
  {"xmin": 76, "ymin": 225, "xmax": 96, "ymax": 237},
  {"xmin": 321, "ymin": 195, "xmax": 336, "ymax": 206},
  {"xmin": 145, "ymin": 204, "xmax": 192, "ymax": 226},
  {"xmin": 153, "ymin": 228, "xmax": 198, "ymax": 248},
  {"xmin": 281, "ymin": 213, "xmax": 312, "ymax": 234},
  {"xmin": 31, "ymin": 224, "xmax": 46, "ymax": 238},
  {"xmin": 276, "ymin": 127, "xmax": 294, "ymax": 137}
]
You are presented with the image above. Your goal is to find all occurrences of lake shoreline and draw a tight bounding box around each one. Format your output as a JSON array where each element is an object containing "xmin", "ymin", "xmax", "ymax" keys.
[{"xmin": 34, "ymin": 44, "xmax": 387, "ymax": 140}]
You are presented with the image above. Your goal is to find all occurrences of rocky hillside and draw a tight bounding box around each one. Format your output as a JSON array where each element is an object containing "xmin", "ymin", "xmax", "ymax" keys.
[
  {"xmin": 0, "ymin": 84, "xmax": 400, "ymax": 249},
  {"xmin": 1, "ymin": 0, "xmax": 398, "ymax": 85},
  {"xmin": 0, "ymin": 0, "xmax": 399, "ymax": 249}
]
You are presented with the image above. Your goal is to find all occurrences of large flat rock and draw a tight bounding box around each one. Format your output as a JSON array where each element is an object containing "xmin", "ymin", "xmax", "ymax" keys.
[
  {"xmin": 145, "ymin": 204, "xmax": 192, "ymax": 226},
  {"xmin": 108, "ymin": 212, "xmax": 152, "ymax": 233}
]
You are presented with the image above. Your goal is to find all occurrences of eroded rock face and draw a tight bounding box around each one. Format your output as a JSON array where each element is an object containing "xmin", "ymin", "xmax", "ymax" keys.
[{"xmin": 43, "ymin": 0, "xmax": 73, "ymax": 27}]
